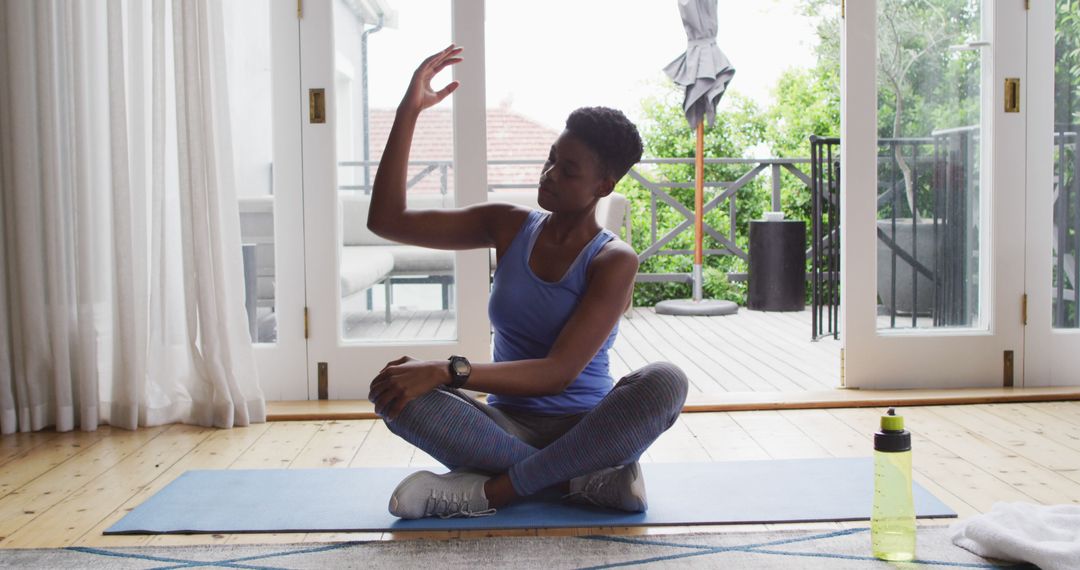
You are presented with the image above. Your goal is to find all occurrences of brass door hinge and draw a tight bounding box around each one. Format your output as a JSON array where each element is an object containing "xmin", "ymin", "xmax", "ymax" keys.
[
  {"xmin": 1025, "ymin": 0, "xmax": 1030, "ymax": 10},
  {"xmin": 839, "ymin": 348, "xmax": 846, "ymax": 387},
  {"xmin": 318, "ymin": 362, "xmax": 328, "ymax": 399},
  {"xmin": 1004, "ymin": 350, "xmax": 1015, "ymax": 387},
  {"xmin": 841, "ymin": 0, "xmax": 845, "ymax": 18},
  {"xmin": 1022, "ymin": 293, "xmax": 1028, "ymax": 326},
  {"xmin": 304, "ymin": 306, "xmax": 310, "ymax": 339},
  {"xmin": 297, "ymin": 0, "xmax": 303, "ymax": 19}
]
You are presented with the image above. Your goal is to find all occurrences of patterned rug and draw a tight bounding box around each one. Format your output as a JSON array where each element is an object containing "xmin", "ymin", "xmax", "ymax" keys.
[{"xmin": 0, "ymin": 527, "xmax": 1035, "ymax": 569}]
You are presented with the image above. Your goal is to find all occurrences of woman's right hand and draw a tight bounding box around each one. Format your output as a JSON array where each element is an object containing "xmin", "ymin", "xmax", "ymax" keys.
[{"xmin": 399, "ymin": 44, "xmax": 463, "ymax": 115}]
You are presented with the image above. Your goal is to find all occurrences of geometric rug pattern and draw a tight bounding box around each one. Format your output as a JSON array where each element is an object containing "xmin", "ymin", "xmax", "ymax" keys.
[{"xmin": 0, "ymin": 527, "xmax": 1035, "ymax": 569}]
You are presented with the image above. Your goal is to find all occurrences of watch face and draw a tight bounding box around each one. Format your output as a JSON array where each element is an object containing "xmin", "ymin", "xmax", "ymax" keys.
[{"xmin": 452, "ymin": 359, "xmax": 471, "ymax": 375}]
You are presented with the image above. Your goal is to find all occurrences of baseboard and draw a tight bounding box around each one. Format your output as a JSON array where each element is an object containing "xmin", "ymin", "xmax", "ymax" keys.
[
  {"xmin": 267, "ymin": 386, "xmax": 1080, "ymax": 421},
  {"xmin": 681, "ymin": 386, "xmax": 1080, "ymax": 412}
]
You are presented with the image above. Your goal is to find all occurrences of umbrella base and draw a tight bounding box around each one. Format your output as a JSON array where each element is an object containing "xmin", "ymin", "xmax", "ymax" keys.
[{"xmin": 654, "ymin": 299, "xmax": 739, "ymax": 316}]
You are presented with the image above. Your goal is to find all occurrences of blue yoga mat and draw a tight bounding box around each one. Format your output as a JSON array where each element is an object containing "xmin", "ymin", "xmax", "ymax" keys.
[{"xmin": 105, "ymin": 457, "xmax": 955, "ymax": 534}]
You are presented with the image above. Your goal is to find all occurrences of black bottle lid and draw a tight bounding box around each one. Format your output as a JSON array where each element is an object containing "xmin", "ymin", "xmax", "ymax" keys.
[{"xmin": 874, "ymin": 408, "xmax": 912, "ymax": 453}]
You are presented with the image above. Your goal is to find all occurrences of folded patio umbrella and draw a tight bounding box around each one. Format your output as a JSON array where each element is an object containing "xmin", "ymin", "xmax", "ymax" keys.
[
  {"xmin": 656, "ymin": 0, "xmax": 737, "ymax": 316},
  {"xmin": 663, "ymin": 0, "xmax": 735, "ymax": 131}
]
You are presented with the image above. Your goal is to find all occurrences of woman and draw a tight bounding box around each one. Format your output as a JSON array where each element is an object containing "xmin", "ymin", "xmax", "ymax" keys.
[{"xmin": 367, "ymin": 45, "xmax": 688, "ymax": 520}]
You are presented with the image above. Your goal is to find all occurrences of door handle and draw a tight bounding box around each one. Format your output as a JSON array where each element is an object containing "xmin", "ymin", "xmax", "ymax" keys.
[
  {"xmin": 1005, "ymin": 78, "xmax": 1020, "ymax": 113},
  {"xmin": 309, "ymin": 88, "xmax": 325, "ymax": 124},
  {"xmin": 947, "ymin": 40, "xmax": 990, "ymax": 51}
]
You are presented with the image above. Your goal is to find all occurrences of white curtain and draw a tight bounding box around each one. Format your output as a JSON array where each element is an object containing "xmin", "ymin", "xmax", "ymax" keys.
[{"xmin": 0, "ymin": 0, "xmax": 265, "ymax": 433}]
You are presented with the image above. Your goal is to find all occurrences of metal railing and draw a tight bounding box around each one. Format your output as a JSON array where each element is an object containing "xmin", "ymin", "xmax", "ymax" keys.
[
  {"xmin": 340, "ymin": 125, "xmax": 1080, "ymax": 335},
  {"xmin": 810, "ymin": 137, "xmax": 840, "ymax": 341},
  {"xmin": 339, "ymin": 160, "xmax": 451, "ymax": 194},
  {"xmin": 339, "ymin": 157, "xmax": 819, "ymax": 287},
  {"xmin": 873, "ymin": 126, "xmax": 980, "ymax": 329},
  {"xmin": 807, "ymin": 127, "xmax": 983, "ymax": 337},
  {"xmin": 809, "ymin": 127, "xmax": 987, "ymax": 339},
  {"xmin": 870, "ymin": 125, "xmax": 1080, "ymax": 330}
]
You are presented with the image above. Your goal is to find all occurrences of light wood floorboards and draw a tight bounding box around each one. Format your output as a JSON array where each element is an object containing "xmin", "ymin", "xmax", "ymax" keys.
[{"xmin": 2, "ymin": 401, "xmax": 1079, "ymax": 549}]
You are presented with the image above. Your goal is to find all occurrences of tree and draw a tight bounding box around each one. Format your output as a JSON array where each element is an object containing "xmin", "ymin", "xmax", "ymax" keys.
[
  {"xmin": 1058, "ymin": 0, "xmax": 1080, "ymax": 126},
  {"xmin": 765, "ymin": 63, "xmax": 840, "ymax": 227},
  {"xmin": 801, "ymin": 0, "xmax": 980, "ymax": 220},
  {"xmin": 878, "ymin": 1, "xmax": 969, "ymax": 219}
]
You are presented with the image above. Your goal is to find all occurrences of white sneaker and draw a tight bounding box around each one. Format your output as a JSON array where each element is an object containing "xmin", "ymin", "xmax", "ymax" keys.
[
  {"xmin": 564, "ymin": 462, "xmax": 647, "ymax": 513},
  {"xmin": 388, "ymin": 469, "xmax": 496, "ymax": 520}
]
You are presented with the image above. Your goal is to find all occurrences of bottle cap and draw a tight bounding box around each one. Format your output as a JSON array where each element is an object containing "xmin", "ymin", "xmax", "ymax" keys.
[
  {"xmin": 875, "ymin": 407, "xmax": 911, "ymax": 453},
  {"xmin": 881, "ymin": 408, "xmax": 905, "ymax": 432}
]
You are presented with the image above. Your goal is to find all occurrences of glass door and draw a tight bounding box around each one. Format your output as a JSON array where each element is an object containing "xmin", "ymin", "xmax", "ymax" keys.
[
  {"xmin": 227, "ymin": 0, "xmax": 308, "ymax": 399},
  {"xmin": 1024, "ymin": 0, "xmax": 1080, "ymax": 387},
  {"xmin": 841, "ymin": 0, "xmax": 1028, "ymax": 388},
  {"xmin": 299, "ymin": 0, "xmax": 490, "ymax": 399}
]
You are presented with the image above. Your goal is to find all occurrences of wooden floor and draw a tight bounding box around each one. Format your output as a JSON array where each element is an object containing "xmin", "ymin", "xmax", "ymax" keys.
[
  {"xmin": 2, "ymin": 401, "xmax": 1080, "ymax": 549},
  {"xmin": 346, "ymin": 306, "xmax": 841, "ymax": 392}
]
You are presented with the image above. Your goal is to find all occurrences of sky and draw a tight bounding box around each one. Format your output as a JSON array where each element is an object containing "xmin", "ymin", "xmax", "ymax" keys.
[{"xmin": 364, "ymin": 0, "xmax": 825, "ymax": 131}]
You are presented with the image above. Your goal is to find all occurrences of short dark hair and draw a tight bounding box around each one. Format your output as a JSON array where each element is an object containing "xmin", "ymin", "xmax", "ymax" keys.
[{"xmin": 564, "ymin": 106, "xmax": 643, "ymax": 181}]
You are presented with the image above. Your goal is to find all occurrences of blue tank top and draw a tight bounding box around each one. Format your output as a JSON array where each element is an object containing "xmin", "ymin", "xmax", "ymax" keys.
[{"xmin": 487, "ymin": 209, "xmax": 619, "ymax": 415}]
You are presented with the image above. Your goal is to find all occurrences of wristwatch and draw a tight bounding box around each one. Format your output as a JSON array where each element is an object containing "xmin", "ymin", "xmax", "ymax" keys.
[{"xmin": 447, "ymin": 355, "xmax": 471, "ymax": 389}]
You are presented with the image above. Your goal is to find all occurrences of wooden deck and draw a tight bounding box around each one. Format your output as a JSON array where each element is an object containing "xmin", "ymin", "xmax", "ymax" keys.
[
  {"xmin": 612, "ymin": 308, "xmax": 839, "ymax": 392},
  {"xmin": 2, "ymin": 401, "xmax": 1079, "ymax": 548},
  {"xmin": 345, "ymin": 306, "xmax": 841, "ymax": 393}
]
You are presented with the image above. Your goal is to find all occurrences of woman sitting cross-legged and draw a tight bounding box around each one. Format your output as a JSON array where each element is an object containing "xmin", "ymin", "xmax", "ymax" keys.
[{"xmin": 367, "ymin": 44, "xmax": 689, "ymax": 520}]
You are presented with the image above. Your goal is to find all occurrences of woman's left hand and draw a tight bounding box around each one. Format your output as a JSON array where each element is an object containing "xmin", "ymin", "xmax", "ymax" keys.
[
  {"xmin": 399, "ymin": 44, "xmax": 463, "ymax": 115},
  {"xmin": 368, "ymin": 356, "xmax": 450, "ymax": 420}
]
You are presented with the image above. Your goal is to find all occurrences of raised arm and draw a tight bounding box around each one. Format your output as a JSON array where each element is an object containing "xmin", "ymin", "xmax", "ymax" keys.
[{"xmin": 367, "ymin": 44, "xmax": 510, "ymax": 250}]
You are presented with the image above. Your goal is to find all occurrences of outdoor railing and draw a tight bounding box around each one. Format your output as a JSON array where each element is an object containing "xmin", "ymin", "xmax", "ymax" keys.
[
  {"xmin": 626, "ymin": 158, "xmax": 815, "ymax": 286},
  {"xmin": 339, "ymin": 157, "xmax": 820, "ymax": 286},
  {"xmin": 810, "ymin": 136, "xmax": 840, "ymax": 341},
  {"xmin": 870, "ymin": 125, "xmax": 1080, "ymax": 331},
  {"xmin": 809, "ymin": 128, "xmax": 983, "ymax": 337},
  {"xmin": 873, "ymin": 126, "xmax": 981, "ymax": 329},
  {"xmin": 339, "ymin": 160, "xmax": 452, "ymax": 194},
  {"xmin": 338, "ymin": 127, "xmax": 1080, "ymax": 336}
]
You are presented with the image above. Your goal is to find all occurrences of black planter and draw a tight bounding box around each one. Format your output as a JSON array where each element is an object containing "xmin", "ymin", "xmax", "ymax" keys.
[{"xmin": 748, "ymin": 220, "xmax": 806, "ymax": 311}]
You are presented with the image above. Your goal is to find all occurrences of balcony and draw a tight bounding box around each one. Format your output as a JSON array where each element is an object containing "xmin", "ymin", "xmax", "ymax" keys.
[{"xmin": 238, "ymin": 124, "xmax": 1080, "ymax": 394}]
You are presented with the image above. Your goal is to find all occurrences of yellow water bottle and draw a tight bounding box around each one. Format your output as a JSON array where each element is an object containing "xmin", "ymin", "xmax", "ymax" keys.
[{"xmin": 871, "ymin": 407, "xmax": 915, "ymax": 561}]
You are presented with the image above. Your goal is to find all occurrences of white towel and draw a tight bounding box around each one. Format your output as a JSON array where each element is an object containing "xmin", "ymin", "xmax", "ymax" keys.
[{"xmin": 951, "ymin": 502, "xmax": 1080, "ymax": 570}]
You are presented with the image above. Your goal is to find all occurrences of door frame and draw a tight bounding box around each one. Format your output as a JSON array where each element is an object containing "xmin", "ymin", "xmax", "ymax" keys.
[
  {"xmin": 252, "ymin": 0, "xmax": 308, "ymax": 400},
  {"xmin": 840, "ymin": 0, "xmax": 1029, "ymax": 389},
  {"xmin": 1024, "ymin": 0, "xmax": 1080, "ymax": 387},
  {"xmin": 298, "ymin": 0, "xmax": 491, "ymax": 400}
]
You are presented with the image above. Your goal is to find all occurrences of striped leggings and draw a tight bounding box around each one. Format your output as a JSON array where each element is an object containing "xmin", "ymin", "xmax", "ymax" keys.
[{"xmin": 382, "ymin": 361, "xmax": 689, "ymax": 497}]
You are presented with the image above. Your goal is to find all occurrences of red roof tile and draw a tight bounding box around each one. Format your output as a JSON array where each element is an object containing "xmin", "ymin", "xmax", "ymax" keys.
[{"xmin": 355, "ymin": 107, "xmax": 561, "ymax": 195}]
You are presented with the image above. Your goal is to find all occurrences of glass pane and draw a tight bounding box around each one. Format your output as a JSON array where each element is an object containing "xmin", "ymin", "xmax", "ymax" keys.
[
  {"xmin": 483, "ymin": 0, "xmax": 841, "ymax": 351},
  {"xmin": 875, "ymin": 0, "xmax": 983, "ymax": 331},
  {"xmin": 1052, "ymin": 0, "xmax": 1080, "ymax": 328},
  {"xmin": 224, "ymin": 0, "xmax": 278, "ymax": 344},
  {"xmin": 334, "ymin": 1, "xmax": 457, "ymax": 342}
]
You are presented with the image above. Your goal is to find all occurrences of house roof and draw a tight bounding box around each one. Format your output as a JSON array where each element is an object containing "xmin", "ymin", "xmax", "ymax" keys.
[{"xmin": 357, "ymin": 107, "xmax": 561, "ymax": 195}]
